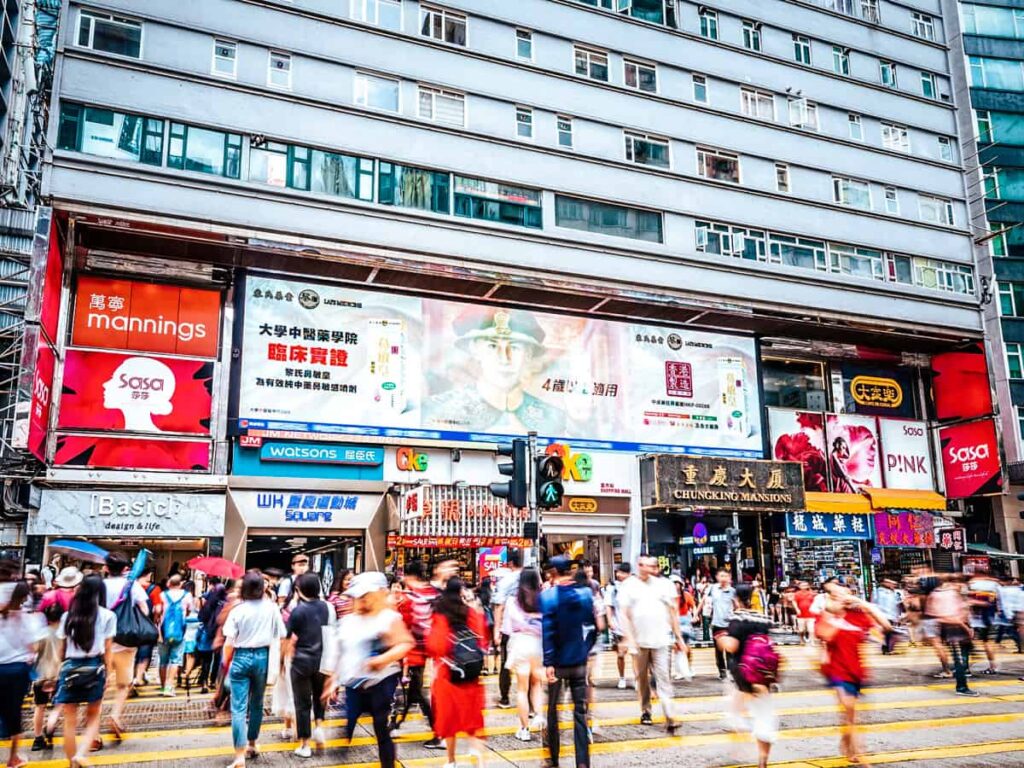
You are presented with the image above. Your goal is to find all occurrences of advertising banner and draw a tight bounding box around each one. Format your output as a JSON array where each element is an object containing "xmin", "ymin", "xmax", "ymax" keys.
[
  {"xmin": 825, "ymin": 414, "xmax": 882, "ymax": 493},
  {"xmin": 786, "ymin": 511, "xmax": 873, "ymax": 540},
  {"xmin": 768, "ymin": 409, "xmax": 828, "ymax": 492},
  {"xmin": 12, "ymin": 328, "xmax": 56, "ymax": 462},
  {"xmin": 939, "ymin": 419, "xmax": 1002, "ymax": 498},
  {"xmin": 878, "ymin": 419, "xmax": 935, "ymax": 491},
  {"xmin": 232, "ymin": 443, "xmax": 385, "ymax": 481},
  {"xmin": 874, "ymin": 511, "xmax": 935, "ymax": 548},
  {"xmin": 841, "ymin": 364, "xmax": 915, "ymax": 418},
  {"xmin": 31, "ymin": 490, "xmax": 225, "ymax": 537},
  {"xmin": 931, "ymin": 344, "xmax": 993, "ymax": 422},
  {"xmin": 23, "ymin": 208, "xmax": 63, "ymax": 345},
  {"xmin": 53, "ymin": 435, "xmax": 211, "ymax": 472},
  {"xmin": 235, "ymin": 275, "xmax": 763, "ymax": 456},
  {"xmin": 640, "ymin": 455, "xmax": 805, "ymax": 512},
  {"xmin": 71, "ymin": 276, "xmax": 221, "ymax": 358},
  {"xmin": 58, "ymin": 349, "xmax": 213, "ymax": 435}
]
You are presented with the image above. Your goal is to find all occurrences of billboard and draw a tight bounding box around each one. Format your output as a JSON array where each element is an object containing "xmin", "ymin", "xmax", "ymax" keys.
[
  {"xmin": 57, "ymin": 349, "xmax": 213, "ymax": 435},
  {"xmin": 939, "ymin": 419, "xmax": 1002, "ymax": 499},
  {"xmin": 825, "ymin": 414, "xmax": 882, "ymax": 493},
  {"xmin": 878, "ymin": 419, "xmax": 934, "ymax": 491},
  {"xmin": 53, "ymin": 434, "xmax": 211, "ymax": 472},
  {"xmin": 768, "ymin": 409, "xmax": 828, "ymax": 492},
  {"xmin": 931, "ymin": 344, "xmax": 992, "ymax": 422},
  {"xmin": 840, "ymin": 363, "xmax": 915, "ymax": 418},
  {"xmin": 71, "ymin": 276, "xmax": 221, "ymax": 358},
  {"xmin": 235, "ymin": 275, "xmax": 763, "ymax": 455}
]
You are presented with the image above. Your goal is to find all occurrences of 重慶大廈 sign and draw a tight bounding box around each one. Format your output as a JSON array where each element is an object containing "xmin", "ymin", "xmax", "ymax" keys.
[
  {"xmin": 30, "ymin": 490, "xmax": 225, "ymax": 537},
  {"xmin": 786, "ymin": 511, "xmax": 873, "ymax": 540},
  {"xmin": 641, "ymin": 455, "xmax": 805, "ymax": 512}
]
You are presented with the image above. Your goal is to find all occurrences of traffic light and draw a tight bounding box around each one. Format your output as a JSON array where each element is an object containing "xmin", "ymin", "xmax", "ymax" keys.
[
  {"xmin": 726, "ymin": 527, "xmax": 741, "ymax": 550},
  {"xmin": 535, "ymin": 454, "xmax": 565, "ymax": 509},
  {"xmin": 489, "ymin": 439, "xmax": 528, "ymax": 508}
]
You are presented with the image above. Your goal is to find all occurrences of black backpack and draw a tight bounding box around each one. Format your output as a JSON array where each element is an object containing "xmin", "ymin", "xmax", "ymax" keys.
[{"xmin": 444, "ymin": 622, "xmax": 484, "ymax": 683}]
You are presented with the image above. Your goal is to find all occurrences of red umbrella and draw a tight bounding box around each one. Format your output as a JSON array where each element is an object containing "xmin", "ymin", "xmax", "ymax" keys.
[{"xmin": 188, "ymin": 556, "xmax": 244, "ymax": 580}]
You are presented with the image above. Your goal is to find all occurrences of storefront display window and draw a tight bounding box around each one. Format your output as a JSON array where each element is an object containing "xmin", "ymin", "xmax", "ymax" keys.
[{"xmin": 762, "ymin": 358, "xmax": 827, "ymax": 410}]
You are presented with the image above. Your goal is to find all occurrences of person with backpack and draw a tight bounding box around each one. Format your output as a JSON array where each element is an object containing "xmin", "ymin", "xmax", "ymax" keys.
[
  {"xmin": 102, "ymin": 552, "xmax": 150, "ymax": 741},
  {"xmin": 158, "ymin": 574, "xmax": 194, "ymax": 697},
  {"xmin": 718, "ymin": 583, "xmax": 780, "ymax": 768},
  {"xmin": 540, "ymin": 556, "xmax": 595, "ymax": 768},
  {"xmin": 426, "ymin": 577, "xmax": 487, "ymax": 768},
  {"xmin": 132, "ymin": 568, "xmax": 163, "ymax": 692},
  {"xmin": 393, "ymin": 561, "xmax": 443, "ymax": 748},
  {"xmin": 196, "ymin": 578, "xmax": 226, "ymax": 693}
]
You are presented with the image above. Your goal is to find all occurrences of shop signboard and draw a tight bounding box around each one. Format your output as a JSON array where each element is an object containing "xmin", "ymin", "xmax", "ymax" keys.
[
  {"xmin": 768, "ymin": 409, "xmax": 828, "ymax": 492},
  {"xmin": 878, "ymin": 419, "xmax": 935, "ymax": 491},
  {"xmin": 825, "ymin": 414, "xmax": 883, "ymax": 493},
  {"xmin": 30, "ymin": 490, "xmax": 225, "ymax": 537},
  {"xmin": 52, "ymin": 434, "xmax": 211, "ymax": 472},
  {"xmin": 641, "ymin": 455, "xmax": 805, "ymax": 512},
  {"xmin": 389, "ymin": 534, "xmax": 533, "ymax": 549},
  {"xmin": 231, "ymin": 442, "xmax": 385, "ymax": 481},
  {"xmin": 235, "ymin": 275, "xmax": 763, "ymax": 456},
  {"xmin": 58, "ymin": 350, "xmax": 214, "ymax": 435},
  {"xmin": 841, "ymin": 364, "xmax": 915, "ymax": 418},
  {"xmin": 935, "ymin": 526, "xmax": 967, "ymax": 553},
  {"xmin": 786, "ymin": 511, "xmax": 873, "ymax": 540},
  {"xmin": 232, "ymin": 490, "xmax": 381, "ymax": 529},
  {"xmin": 962, "ymin": 555, "xmax": 990, "ymax": 576},
  {"xmin": 71, "ymin": 276, "xmax": 221, "ymax": 358},
  {"xmin": 931, "ymin": 344, "xmax": 993, "ymax": 422},
  {"xmin": 477, "ymin": 546, "xmax": 506, "ymax": 576},
  {"xmin": 938, "ymin": 419, "xmax": 1002, "ymax": 498},
  {"xmin": 874, "ymin": 511, "xmax": 935, "ymax": 548}
]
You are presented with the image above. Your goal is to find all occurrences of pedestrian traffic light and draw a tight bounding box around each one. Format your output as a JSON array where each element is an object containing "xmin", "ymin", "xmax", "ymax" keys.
[
  {"xmin": 726, "ymin": 527, "xmax": 741, "ymax": 550},
  {"xmin": 535, "ymin": 454, "xmax": 565, "ymax": 509},
  {"xmin": 489, "ymin": 438, "xmax": 528, "ymax": 508}
]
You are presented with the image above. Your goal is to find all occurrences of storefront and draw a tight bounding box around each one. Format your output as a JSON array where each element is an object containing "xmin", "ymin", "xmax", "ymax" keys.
[{"xmin": 778, "ymin": 493, "xmax": 874, "ymax": 590}]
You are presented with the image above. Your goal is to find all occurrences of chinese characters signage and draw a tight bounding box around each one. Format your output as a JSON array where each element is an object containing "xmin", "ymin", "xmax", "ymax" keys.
[
  {"xmin": 786, "ymin": 511, "xmax": 873, "ymax": 540},
  {"xmin": 641, "ymin": 455, "xmax": 805, "ymax": 512},
  {"xmin": 874, "ymin": 511, "xmax": 935, "ymax": 548},
  {"xmin": 388, "ymin": 534, "xmax": 533, "ymax": 549},
  {"xmin": 255, "ymin": 492, "xmax": 359, "ymax": 524},
  {"xmin": 236, "ymin": 275, "xmax": 762, "ymax": 455},
  {"xmin": 935, "ymin": 527, "xmax": 966, "ymax": 553},
  {"xmin": 232, "ymin": 490, "xmax": 381, "ymax": 529},
  {"xmin": 841, "ymin": 364, "xmax": 915, "ymax": 418}
]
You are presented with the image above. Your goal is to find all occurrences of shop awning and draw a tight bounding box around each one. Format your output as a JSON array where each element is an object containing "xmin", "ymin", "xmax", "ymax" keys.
[
  {"xmin": 861, "ymin": 489, "xmax": 947, "ymax": 511},
  {"xmin": 967, "ymin": 543, "xmax": 1024, "ymax": 561},
  {"xmin": 804, "ymin": 492, "xmax": 873, "ymax": 514}
]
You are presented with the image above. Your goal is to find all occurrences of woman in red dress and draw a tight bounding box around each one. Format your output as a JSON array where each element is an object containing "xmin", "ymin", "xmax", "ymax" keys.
[{"xmin": 426, "ymin": 578, "xmax": 487, "ymax": 768}]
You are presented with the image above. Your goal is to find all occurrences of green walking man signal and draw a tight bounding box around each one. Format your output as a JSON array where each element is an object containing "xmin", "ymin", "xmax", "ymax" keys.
[{"xmin": 535, "ymin": 454, "xmax": 564, "ymax": 510}]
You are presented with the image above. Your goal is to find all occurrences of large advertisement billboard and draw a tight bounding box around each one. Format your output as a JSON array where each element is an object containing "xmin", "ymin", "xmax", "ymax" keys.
[
  {"xmin": 931, "ymin": 344, "xmax": 992, "ymax": 422},
  {"xmin": 878, "ymin": 419, "xmax": 935, "ymax": 491},
  {"xmin": 235, "ymin": 275, "xmax": 763, "ymax": 455},
  {"xmin": 939, "ymin": 419, "xmax": 1002, "ymax": 498},
  {"xmin": 53, "ymin": 435, "xmax": 211, "ymax": 472}
]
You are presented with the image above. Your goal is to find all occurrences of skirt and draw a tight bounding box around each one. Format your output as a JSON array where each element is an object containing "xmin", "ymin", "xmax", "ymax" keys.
[
  {"xmin": 505, "ymin": 633, "xmax": 542, "ymax": 673},
  {"xmin": 54, "ymin": 657, "xmax": 106, "ymax": 705}
]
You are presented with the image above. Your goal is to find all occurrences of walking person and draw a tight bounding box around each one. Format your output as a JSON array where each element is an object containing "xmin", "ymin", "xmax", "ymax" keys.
[
  {"xmin": 793, "ymin": 581, "xmax": 817, "ymax": 645},
  {"xmin": 159, "ymin": 574, "xmax": 194, "ymax": 696},
  {"xmin": 196, "ymin": 578, "xmax": 227, "ymax": 693},
  {"xmin": 222, "ymin": 571, "xmax": 287, "ymax": 768},
  {"xmin": 504, "ymin": 567, "xmax": 545, "ymax": 741},
  {"xmin": 132, "ymin": 568, "xmax": 162, "ymax": 692},
  {"xmin": 324, "ymin": 572, "xmax": 413, "ymax": 768},
  {"xmin": 286, "ymin": 573, "xmax": 330, "ymax": 757},
  {"xmin": 619, "ymin": 555, "xmax": 683, "ymax": 733},
  {"xmin": 671, "ymin": 575, "xmax": 695, "ymax": 681},
  {"xmin": 0, "ymin": 581, "xmax": 45, "ymax": 768},
  {"xmin": 427, "ymin": 577, "xmax": 488, "ymax": 768},
  {"xmin": 102, "ymin": 551, "xmax": 149, "ymax": 740},
  {"xmin": 604, "ymin": 563, "xmax": 634, "ymax": 689},
  {"xmin": 326, "ymin": 570, "xmax": 354, "ymax": 620},
  {"xmin": 55, "ymin": 574, "xmax": 117, "ymax": 768},
  {"xmin": 871, "ymin": 579, "xmax": 902, "ymax": 655},
  {"xmin": 31, "ymin": 602, "xmax": 65, "ymax": 752},
  {"xmin": 927, "ymin": 577, "xmax": 979, "ymax": 697},
  {"xmin": 393, "ymin": 561, "xmax": 442, "ymax": 747},
  {"xmin": 703, "ymin": 569, "xmax": 739, "ymax": 680},
  {"xmin": 491, "ymin": 549, "xmax": 523, "ymax": 709},
  {"xmin": 541, "ymin": 556, "xmax": 595, "ymax": 768},
  {"xmin": 277, "ymin": 555, "xmax": 310, "ymax": 609}
]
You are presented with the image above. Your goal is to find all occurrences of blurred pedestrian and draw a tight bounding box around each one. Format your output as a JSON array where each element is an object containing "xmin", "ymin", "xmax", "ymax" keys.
[
  {"xmin": 326, "ymin": 570, "xmax": 354, "ymax": 620},
  {"xmin": 491, "ymin": 550, "xmax": 523, "ymax": 709},
  {"xmin": 132, "ymin": 568, "xmax": 162, "ymax": 691},
  {"xmin": 604, "ymin": 563, "xmax": 634, "ymax": 689},
  {"xmin": 0, "ymin": 581, "xmax": 44, "ymax": 768},
  {"xmin": 393, "ymin": 561, "xmax": 442, "ymax": 747},
  {"xmin": 671, "ymin": 575, "xmax": 694, "ymax": 681},
  {"xmin": 102, "ymin": 551, "xmax": 149, "ymax": 740},
  {"xmin": 39, "ymin": 567, "xmax": 80, "ymax": 614},
  {"xmin": 505, "ymin": 567, "xmax": 544, "ymax": 741},
  {"xmin": 159, "ymin": 574, "xmax": 194, "ymax": 696},
  {"xmin": 31, "ymin": 602, "xmax": 65, "ymax": 752},
  {"xmin": 871, "ymin": 578, "xmax": 902, "ymax": 655},
  {"xmin": 927, "ymin": 577, "xmax": 978, "ymax": 696},
  {"xmin": 286, "ymin": 573, "xmax": 330, "ymax": 757}
]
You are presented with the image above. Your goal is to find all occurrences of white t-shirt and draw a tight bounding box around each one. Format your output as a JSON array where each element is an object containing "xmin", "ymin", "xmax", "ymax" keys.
[
  {"xmin": 335, "ymin": 608, "xmax": 402, "ymax": 687},
  {"xmin": 223, "ymin": 599, "xmax": 286, "ymax": 649},
  {"xmin": 0, "ymin": 611, "xmax": 46, "ymax": 664},
  {"xmin": 104, "ymin": 576, "xmax": 149, "ymax": 652},
  {"xmin": 618, "ymin": 575, "xmax": 676, "ymax": 648},
  {"xmin": 493, "ymin": 569, "xmax": 521, "ymax": 635},
  {"xmin": 58, "ymin": 607, "xmax": 117, "ymax": 658}
]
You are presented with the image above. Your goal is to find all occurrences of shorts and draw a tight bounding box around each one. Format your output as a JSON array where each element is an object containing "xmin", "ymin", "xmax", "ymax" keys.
[
  {"xmin": 32, "ymin": 679, "xmax": 56, "ymax": 706},
  {"xmin": 159, "ymin": 640, "xmax": 186, "ymax": 667},
  {"xmin": 505, "ymin": 633, "xmax": 542, "ymax": 673},
  {"xmin": 921, "ymin": 618, "xmax": 940, "ymax": 639},
  {"xmin": 0, "ymin": 663, "xmax": 30, "ymax": 737},
  {"xmin": 135, "ymin": 644, "xmax": 155, "ymax": 666},
  {"xmin": 54, "ymin": 658, "xmax": 106, "ymax": 705},
  {"xmin": 108, "ymin": 647, "xmax": 135, "ymax": 687},
  {"xmin": 612, "ymin": 633, "xmax": 628, "ymax": 651},
  {"xmin": 797, "ymin": 617, "xmax": 816, "ymax": 636},
  {"xmin": 828, "ymin": 679, "xmax": 862, "ymax": 698},
  {"xmin": 973, "ymin": 624, "xmax": 992, "ymax": 643}
]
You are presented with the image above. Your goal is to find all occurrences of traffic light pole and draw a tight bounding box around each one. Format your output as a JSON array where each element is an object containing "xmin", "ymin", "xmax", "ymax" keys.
[{"xmin": 527, "ymin": 430, "xmax": 540, "ymax": 566}]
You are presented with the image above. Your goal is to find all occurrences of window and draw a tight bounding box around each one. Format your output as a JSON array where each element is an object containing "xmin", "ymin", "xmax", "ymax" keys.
[
  {"xmin": 249, "ymin": 140, "xmax": 310, "ymax": 190},
  {"xmin": 76, "ymin": 10, "xmax": 142, "ymax": 58},
  {"xmin": 625, "ymin": 132, "xmax": 670, "ymax": 168},
  {"xmin": 881, "ymin": 122, "xmax": 910, "ymax": 153},
  {"xmin": 557, "ymin": 116, "xmax": 573, "ymax": 148},
  {"xmin": 938, "ymin": 136, "xmax": 953, "ymax": 162},
  {"xmin": 692, "ymin": 74, "xmax": 708, "ymax": 103},
  {"xmin": 983, "ymin": 167, "xmax": 1000, "ymax": 198},
  {"xmin": 1007, "ymin": 344, "xmax": 1024, "ymax": 379},
  {"xmin": 833, "ymin": 46, "xmax": 850, "ymax": 76},
  {"xmin": 310, "ymin": 150, "xmax": 374, "ymax": 201},
  {"xmin": 574, "ymin": 46, "xmax": 608, "ymax": 81},
  {"xmin": 962, "ymin": 4, "xmax": 1024, "ymax": 39},
  {"xmin": 883, "ymin": 186, "xmax": 899, "ymax": 214},
  {"xmin": 742, "ymin": 20, "xmax": 761, "ymax": 51},
  {"xmin": 167, "ymin": 123, "xmax": 241, "ymax": 178},
  {"xmin": 861, "ymin": 0, "xmax": 880, "ymax": 23},
  {"xmin": 354, "ymin": 72, "xmax": 400, "ymax": 112},
  {"xmin": 699, "ymin": 8, "xmax": 718, "ymax": 40},
  {"xmin": 914, "ymin": 259, "xmax": 974, "ymax": 294},
  {"xmin": 788, "ymin": 99, "xmax": 818, "ymax": 131},
  {"xmin": 454, "ymin": 177, "xmax": 542, "ymax": 229},
  {"xmin": 349, "ymin": 0, "xmax": 401, "ymax": 30},
  {"xmin": 998, "ymin": 282, "xmax": 1024, "ymax": 317},
  {"xmin": 969, "ymin": 56, "xmax": 1024, "ymax": 90},
  {"xmin": 1018, "ymin": 405, "xmax": 1024, "ymax": 441},
  {"xmin": 912, "ymin": 12, "xmax": 935, "ymax": 40},
  {"xmin": 212, "ymin": 40, "xmax": 237, "ymax": 78},
  {"xmin": 420, "ymin": 5, "xmax": 467, "ymax": 45},
  {"xmin": 919, "ymin": 195, "xmax": 954, "ymax": 226},
  {"xmin": 770, "ymin": 233, "xmax": 827, "ymax": 271},
  {"xmin": 379, "ymin": 162, "xmax": 450, "ymax": 213},
  {"xmin": 886, "ymin": 253, "xmax": 913, "ymax": 284},
  {"xmin": 695, "ymin": 221, "xmax": 768, "ymax": 261},
  {"xmin": 624, "ymin": 59, "xmax": 657, "ymax": 93},
  {"xmin": 555, "ymin": 195, "xmax": 663, "ymax": 242},
  {"xmin": 57, "ymin": 103, "xmax": 164, "ymax": 165},
  {"xmin": 418, "ymin": 86, "xmax": 465, "ymax": 127},
  {"xmin": 880, "ymin": 60, "xmax": 897, "ymax": 88},
  {"xmin": 830, "ymin": 244, "xmax": 884, "ymax": 280},
  {"xmin": 920, "ymin": 71, "xmax": 937, "ymax": 99},
  {"xmin": 775, "ymin": 163, "xmax": 790, "ymax": 193},
  {"xmin": 697, "ymin": 146, "xmax": 740, "ymax": 183},
  {"xmin": 740, "ymin": 88, "xmax": 774, "ymax": 120},
  {"xmin": 848, "ymin": 113, "xmax": 863, "ymax": 141},
  {"xmin": 761, "ymin": 358, "xmax": 827, "ymax": 409},
  {"xmin": 516, "ymin": 29, "xmax": 533, "ymax": 60},
  {"xmin": 516, "ymin": 107, "xmax": 533, "ymax": 139},
  {"xmin": 268, "ymin": 51, "xmax": 292, "ymax": 90},
  {"xmin": 977, "ymin": 110, "xmax": 993, "ymax": 143},
  {"xmin": 833, "ymin": 176, "xmax": 871, "ymax": 209},
  {"xmin": 793, "ymin": 35, "xmax": 811, "ymax": 65}
]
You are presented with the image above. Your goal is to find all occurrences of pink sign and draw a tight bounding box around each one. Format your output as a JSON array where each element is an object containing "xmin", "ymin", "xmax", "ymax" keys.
[
  {"xmin": 664, "ymin": 361, "xmax": 693, "ymax": 398},
  {"xmin": 873, "ymin": 510, "xmax": 935, "ymax": 549}
]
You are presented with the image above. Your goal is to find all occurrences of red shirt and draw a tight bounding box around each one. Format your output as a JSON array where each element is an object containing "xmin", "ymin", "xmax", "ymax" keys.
[
  {"xmin": 794, "ymin": 590, "xmax": 816, "ymax": 619},
  {"xmin": 819, "ymin": 609, "xmax": 875, "ymax": 684}
]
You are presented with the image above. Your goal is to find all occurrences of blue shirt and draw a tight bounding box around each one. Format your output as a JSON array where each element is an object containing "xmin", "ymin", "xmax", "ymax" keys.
[{"xmin": 540, "ymin": 584, "xmax": 595, "ymax": 669}]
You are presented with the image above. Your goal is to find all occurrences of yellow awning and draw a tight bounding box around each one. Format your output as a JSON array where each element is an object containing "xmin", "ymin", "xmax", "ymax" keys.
[
  {"xmin": 861, "ymin": 488, "xmax": 947, "ymax": 511},
  {"xmin": 804, "ymin": 492, "xmax": 873, "ymax": 514}
]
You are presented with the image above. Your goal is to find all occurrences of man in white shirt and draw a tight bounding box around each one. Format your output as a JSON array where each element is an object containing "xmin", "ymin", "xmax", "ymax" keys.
[
  {"xmin": 158, "ymin": 574, "xmax": 195, "ymax": 696},
  {"xmin": 277, "ymin": 554, "xmax": 310, "ymax": 609},
  {"xmin": 491, "ymin": 549, "xmax": 522, "ymax": 708},
  {"xmin": 619, "ymin": 555, "xmax": 683, "ymax": 733},
  {"xmin": 103, "ymin": 552, "xmax": 149, "ymax": 739},
  {"xmin": 604, "ymin": 563, "xmax": 635, "ymax": 689}
]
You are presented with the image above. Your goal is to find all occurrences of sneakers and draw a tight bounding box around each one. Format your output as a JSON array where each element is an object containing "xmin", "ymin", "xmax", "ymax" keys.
[
  {"xmin": 981, "ymin": 668, "xmax": 999, "ymax": 676},
  {"xmin": 530, "ymin": 713, "xmax": 545, "ymax": 731},
  {"xmin": 956, "ymin": 689, "xmax": 981, "ymax": 697},
  {"xmin": 590, "ymin": 721, "xmax": 601, "ymax": 736},
  {"xmin": 514, "ymin": 727, "xmax": 532, "ymax": 742},
  {"xmin": 496, "ymin": 699, "xmax": 513, "ymax": 709},
  {"xmin": 161, "ymin": 686, "xmax": 176, "ymax": 697},
  {"xmin": 311, "ymin": 727, "xmax": 326, "ymax": 751},
  {"xmin": 932, "ymin": 671, "xmax": 952, "ymax": 679},
  {"xmin": 423, "ymin": 737, "xmax": 445, "ymax": 750},
  {"xmin": 30, "ymin": 736, "xmax": 47, "ymax": 752},
  {"xmin": 640, "ymin": 712, "xmax": 654, "ymax": 726},
  {"xmin": 293, "ymin": 746, "xmax": 312, "ymax": 759},
  {"xmin": 279, "ymin": 729, "xmax": 294, "ymax": 741},
  {"xmin": 617, "ymin": 678, "xmax": 627, "ymax": 690}
]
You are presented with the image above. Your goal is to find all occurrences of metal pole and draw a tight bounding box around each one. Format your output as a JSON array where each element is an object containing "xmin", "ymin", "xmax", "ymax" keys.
[
  {"xmin": 732, "ymin": 510, "xmax": 740, "ymax": 571},
  {"xmin": 528, "ymin": 430, "xmax": 539, "ymax": 566}
]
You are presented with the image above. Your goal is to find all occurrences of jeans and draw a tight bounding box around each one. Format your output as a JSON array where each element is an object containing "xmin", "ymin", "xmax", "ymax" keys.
[
  {"xmin": 545, "ymin": 665, "xmax": 588, "ymax": 768},
  {"xmin": 399, "ymin": 665, "xmax": 434, "ymax": 729},
  {"xmin": 290, "ymin": 656, "xmax": 326, "ymax": 740},
  {"xmin": 634, "ymin": 647, "xmax": 675, "ymax": 722},
  {"xmin": 196, "ymin": 649, "xmax": 220, "ymax": 688},
  {"xmin": 702, "ymin": 616, "xmax": 711, "ymax": 642},
  {"xmin": 345, "ymin": 674, "xmax": 399, "ymax": 768},
  {"xmin": 228, "ymin": 647, "xmax": 269, "ymax": 749},
  {"xmin": 941, "ymin": 625, "xmax": 972, "ymax": 692},
  {"xmin": 498, "ymin": 633, "xmax": 511, "ymax": 703}
]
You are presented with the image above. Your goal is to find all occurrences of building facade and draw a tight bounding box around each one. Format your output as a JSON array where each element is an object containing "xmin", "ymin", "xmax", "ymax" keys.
[{"xmin": 18, "ymin": 0, "xmax": 1003, "ymax": 581}]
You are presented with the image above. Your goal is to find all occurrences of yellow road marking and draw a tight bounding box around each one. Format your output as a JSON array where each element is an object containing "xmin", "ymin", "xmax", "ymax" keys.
[{"xmin": 725, "ymin": 737, "xmax": 1024, "ymax": 767}]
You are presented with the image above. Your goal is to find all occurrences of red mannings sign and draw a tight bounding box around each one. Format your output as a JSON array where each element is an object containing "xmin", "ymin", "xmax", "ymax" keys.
[{"xmin": 939, "ymin": 419, "xmax": 1002, "ymax": 499}]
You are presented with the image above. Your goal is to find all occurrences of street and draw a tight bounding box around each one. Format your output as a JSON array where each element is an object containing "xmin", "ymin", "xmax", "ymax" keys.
[{"xmin": 20, "ymin": 643, "xmax": 1024, "ymax": 768}]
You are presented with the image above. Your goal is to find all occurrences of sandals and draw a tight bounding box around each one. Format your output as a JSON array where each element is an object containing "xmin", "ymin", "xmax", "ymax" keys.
[{"xmin": 109, "ymin": 717, "xmax": 126, "ymax": 742}]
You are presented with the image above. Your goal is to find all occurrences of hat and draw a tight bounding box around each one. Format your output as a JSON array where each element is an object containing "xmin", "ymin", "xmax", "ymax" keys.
[
  {"xmin": 669, "ymin": 574, "xmax": 684, "ymax": 584},
  {"xmin": 345, "ymin": 571, "xmax": 388, "ymax": 598},
  {"xmin": 54, "ymin": 567, "xmax": 83, "ymax": 589},
  {"xmin": 549, "ymin": 556, "xmax": 573, "ymax": 575},
  {"xmin": 453, "ymin": 307, "xmax": 546, "ymax": 350}
]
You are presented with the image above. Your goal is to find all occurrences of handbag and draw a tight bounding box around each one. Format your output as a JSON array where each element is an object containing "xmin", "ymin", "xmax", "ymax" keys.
[
  {"xmin": 63, "ymin": 662, "xmax": 104, "ymax": 695},
  {"xmin": 112, "ymin": 585, "xmax": 159, "ymax": 648}
]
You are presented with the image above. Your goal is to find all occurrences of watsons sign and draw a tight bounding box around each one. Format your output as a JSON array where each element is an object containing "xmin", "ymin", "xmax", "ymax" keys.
[
  {"xmin": 31, "ymin": 490, "xmax": 225, "ymax": 537},
  {"xmin": 259, "ymin": 442, "xmax": 383, "ymax": 466}
]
